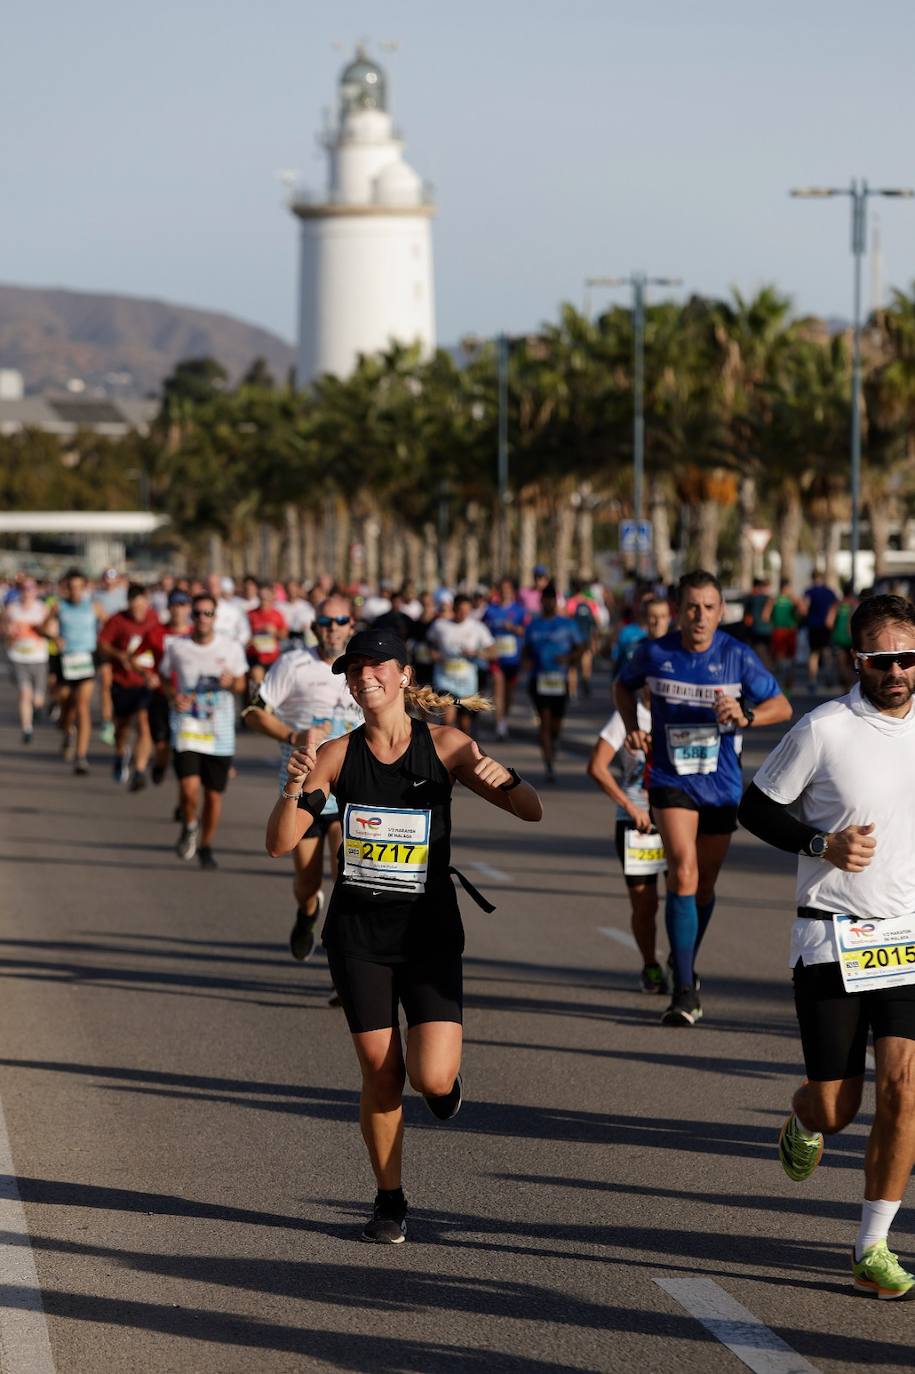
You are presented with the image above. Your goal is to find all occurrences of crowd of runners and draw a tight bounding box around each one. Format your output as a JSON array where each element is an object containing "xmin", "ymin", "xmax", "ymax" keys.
[{"xmin": 5, "ymin": 558, "xmax": 915, "ymax": 1294}]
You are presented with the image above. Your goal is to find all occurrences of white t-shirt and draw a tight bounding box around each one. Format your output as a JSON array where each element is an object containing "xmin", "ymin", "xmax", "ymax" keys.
[
  {"xmin": 752, "ymin": 685, "xmax": 915, "ymax": 966},
  {"xmin": 427, "ymin": 617, "xmax": 495, "ymax": 660},
  {"xmin": 259, "ymin": 649, "xmax": 363, "ymax": 809},
  {"xmin": 6, "ymin": 600, "xmax": 49, "ymax": 664},
  {"xmin": 214, "ymin": 598, "xmax": 251, "ymax": 647},
  {"xmin": 160, "ymin": 634, "xmax": 247, "ymax": 756},
  {"xmin": 363, "ymin": 595, "xmax": 392, "ymax": 622},
  {"xmin": 599, "ymin": 701, "xmax": 652, "ymax": 820},
  {"xmin": 279, "ymin": 598, "xmax": 315, "ymax": 635}
]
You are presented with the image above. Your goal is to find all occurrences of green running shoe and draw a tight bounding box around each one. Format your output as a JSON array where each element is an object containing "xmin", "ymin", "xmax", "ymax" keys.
[
  {"xmin": 852, "ymin": 1241, "xmax": 915, "ymax": 1299},
  {"xmin": 777, "ymin": 1113, "xmax": 823, "ymax": 1181}
]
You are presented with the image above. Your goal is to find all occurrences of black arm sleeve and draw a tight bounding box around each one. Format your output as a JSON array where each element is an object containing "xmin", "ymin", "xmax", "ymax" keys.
[
  {"xmin": 737, "ymin": 782, "xmax": 817, "ymax": 856},
  {"xmin": 296, "ymin": 788, "xmax": 327, "ymax": 819}
]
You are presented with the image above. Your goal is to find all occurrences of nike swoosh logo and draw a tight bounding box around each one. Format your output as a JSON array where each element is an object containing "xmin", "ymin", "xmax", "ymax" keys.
[{"xmin": 411, "ymin": 780, "xmax": 426, "ymax": 788}]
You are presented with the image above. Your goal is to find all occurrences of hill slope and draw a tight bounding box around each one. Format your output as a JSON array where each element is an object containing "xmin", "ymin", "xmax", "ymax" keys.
[{"xmin": 0, "ymin": 284, "xmax": 297, "ymax": 396}]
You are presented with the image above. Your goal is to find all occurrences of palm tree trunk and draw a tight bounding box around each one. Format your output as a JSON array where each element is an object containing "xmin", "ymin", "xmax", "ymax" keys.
[
  {"xmin": 737, "ymin": 475, "xmax": 757, "ymax": 589},
  {"xmin": 283, "ymin": 505, "xmax": 301, "ymax": 580},
  {"xmin": 554, "ymin": 498, "xmax": 575, "ymax": 596},
  {"xmin": 650, "ymin": 480, "xmax": 673, "ymax": 585},
  {"xmin": 334, "ymin": 498, "xmax": 350, "ymax": 585},
  {"xmin": 363, "ymin": 514, "xmax": 381, "ymax": 590},
  {"xmin": 207, "ymin": 532, "xmax": 223, "ymax": 572},
  {"xmin": 422, "ymin": 522, "xmax": 438, "ymax": 589},
  {"xmin": 405, "ymin": 530, "xmax": 422, "ymax": 585},
  {"xmin": 300, "ymin": 506, "xmax": 317, "ymax": 585},
  {"xmin": 443, "ymin": 523, "xmax": 462, "ymax": 589},
  {"xmin": 694, "ymin": 501, "xmax": 721, "ymax": 572},
  {"xmin": 868, "ymin": 495, "xmax": 892, "ymax": 579},
  {"xmin": 776, "ymin": 479, "xmax": 803, "ymax": 586},
  {"xmin": 519, "ymin": 502, "xmax": 537, "ymax": 587},
  {"xmin": 576, "ymin": 483, "xmax": 594, "ymax": 580}
]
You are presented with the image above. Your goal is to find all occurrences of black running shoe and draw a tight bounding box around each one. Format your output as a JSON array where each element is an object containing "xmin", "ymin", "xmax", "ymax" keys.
[
  {"xmin": 73, "ymin": 757, "xmax": 90, "ymax": 777},
  {"xmin": 290, "ymin": 891, "xmax": 323, "ymax": 961},
  {"xmin": 424, "ymin": 1073, "xmax": 463, "ymax": 1121},
  {"xmin": 152, "ymin": 764, "xmax": 166, "ymax": 785},
  {"xmin": 128, "ymin": 770, "xmax": 147, "ymax": 793},
  {"xmin": 197, "ymin": 845, "xmax": 218, "ymax": 870},
  {"xmin": 361, "ymin": 1193, "xmax": 407, "ymax": 1244},
  {"xmin": 22, "ymin": 730, "xmax": 32, "ymax": 745},
  {"xmin": 661, "ymin": 985, "xmax": 703, "ymax": 1027}
]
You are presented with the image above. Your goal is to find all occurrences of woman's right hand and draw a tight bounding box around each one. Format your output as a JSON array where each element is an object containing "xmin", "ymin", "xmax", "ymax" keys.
[
  {"xmin": 624, "ymin": 729, "xmax": 651, "ymax": 755},
  {"xmin": 286, "ymin": 746, "xmax": 317, "ymax": 787},
  {"xmin": 627, "ymin": 804, "xmax": 654, "ymax": 834}
]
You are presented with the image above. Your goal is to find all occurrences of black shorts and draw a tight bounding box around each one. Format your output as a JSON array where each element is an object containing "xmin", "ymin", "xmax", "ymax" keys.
[
  {"xmin": 808, "ymin": 625, "xmax": 831, "ymax": 651},
  {"xmin": 148, "ymin": 691, "xmax": 170, "ymax": 745},
  {"xmin": 648, "ymin": 786, "xmax": 738, "ymax": 835},
  {"xmin": 325, "ymin": 950, "xmax": 463, "ymax": 1034},
  {"xmin": 300, "ymin": 811, "xmax": 342, "ymax": 842},
  {"xmin": 614, "ymin": 819, "xmax": 659, "ymax": 888},
  {"xmin": 530, "ymin": 691, "xmax": 568, "ymax": 720},
  {"xmin": 793, "ymin": 957, "xmax": 915, "ymax": 1081},
  {"xmin": 173, "ymin": 751, "xmax": 233, "ymax": 793},
  {"xmin": 111, "ymin": 683, "xmax": 151, "ymax": 719}
]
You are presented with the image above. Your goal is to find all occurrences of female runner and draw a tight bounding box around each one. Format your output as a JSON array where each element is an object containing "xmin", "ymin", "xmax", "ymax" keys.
[{"xmin": 266, "ymin": 628, "xmax": 542, "ymax": 1243}]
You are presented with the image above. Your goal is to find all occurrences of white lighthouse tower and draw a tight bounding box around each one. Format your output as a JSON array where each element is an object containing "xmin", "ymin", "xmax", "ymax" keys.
[{"xmin": 291, "ymin": 46, "xmax": 436, "ymax": 384}]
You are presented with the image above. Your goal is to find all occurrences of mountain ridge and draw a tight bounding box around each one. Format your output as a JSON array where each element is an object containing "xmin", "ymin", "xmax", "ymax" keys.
[{"xmin": 0, "ymin": 283, "xmax": 297, "ymax": 396}]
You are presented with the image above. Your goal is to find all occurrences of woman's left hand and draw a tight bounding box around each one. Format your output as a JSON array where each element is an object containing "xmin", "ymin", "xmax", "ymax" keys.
[{"xmin": 468, "ymin": 739, "xmax": 511, "ymax": 789}]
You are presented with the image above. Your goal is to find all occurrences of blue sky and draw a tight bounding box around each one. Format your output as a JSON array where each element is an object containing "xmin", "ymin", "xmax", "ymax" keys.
[{"xmin": 3, "ymin": 0, "xmax": 914, "ymax": 345}]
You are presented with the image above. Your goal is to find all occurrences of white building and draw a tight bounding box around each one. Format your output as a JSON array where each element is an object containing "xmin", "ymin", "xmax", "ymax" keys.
[{"xmin": 291, "ymin": 47, "xmax": 436, "ymax": 384}]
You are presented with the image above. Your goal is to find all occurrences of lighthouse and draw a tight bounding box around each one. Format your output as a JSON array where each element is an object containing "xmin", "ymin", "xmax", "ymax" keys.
[{"xmin": 292, "ymin": 46, "xmax": 436, "ymax": 384}]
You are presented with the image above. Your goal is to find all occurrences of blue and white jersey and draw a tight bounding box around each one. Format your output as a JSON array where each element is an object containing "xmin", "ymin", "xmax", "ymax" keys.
[
  {"xmin": 619, "ymin": 629, "xmax": 780, "ymax": 806},
  {"xmin": 57, "ymin": 596, "xmax": 98, "ymax": 655},
  {"xmin": 160, "ymin": 634, "xmax": 247, "ymax": 758},
  {"xmin": 482, "ymin": 600, "xmax": 527, "ymax": 667}
]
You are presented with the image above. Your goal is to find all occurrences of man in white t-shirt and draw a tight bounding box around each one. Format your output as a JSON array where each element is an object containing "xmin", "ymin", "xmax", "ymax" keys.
[
  {"xmin": 160, "ymin": 593, "xmax": 247, "ymax": 870},
  {"xmin": 739, "ymin": 593, "xmax": 915, "ymax": 1299},
  {"xmin": 2, "ymin": 579, "xmax": 50, "ymax": 744},
  {"xmin": 205, "ymin": 575, "xmax": 251, "ymax": 648},
  {"xmin": 427, "ymin": 593, "xmax": 496, "ymax": 733},
  {"xmin": 244, "ymin": 595, "xmax": 361, "ymax": 961}
]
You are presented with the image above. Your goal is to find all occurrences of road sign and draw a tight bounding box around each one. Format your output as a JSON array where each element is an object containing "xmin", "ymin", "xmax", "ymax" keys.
[
  {"xmin": 620, "ymin": 520, "xmax": 652, "ymax": 555},
  {"xmin": 747, "ymin": 528, "xmax": 772, "ymax": 554}
]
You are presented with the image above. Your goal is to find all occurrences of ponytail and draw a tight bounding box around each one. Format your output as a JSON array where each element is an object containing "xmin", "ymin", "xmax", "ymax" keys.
[{"xmin": 404, "ymin": 684, "xmax": 494, "ymax": 715}]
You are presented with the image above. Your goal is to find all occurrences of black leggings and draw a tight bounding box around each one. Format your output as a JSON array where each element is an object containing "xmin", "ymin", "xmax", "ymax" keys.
[{"xmin": 326, "ymin": 950, "xmax": 463, "ymax": 1034}]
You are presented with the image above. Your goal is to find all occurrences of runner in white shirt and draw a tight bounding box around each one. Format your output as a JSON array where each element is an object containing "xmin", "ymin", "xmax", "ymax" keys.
[
  {"xmin": 2, "ymin": 580, "xmax": 50, "ymax": 744},
  {"xmin": 160, "ymin": 593, "xmax": 247, "ymax": 870},
  {"xmin": 586, "ymin": 596, "xmax": 672, "ymax": 992},
  {"xmin": 739, "ymin": 593, "xmax": 915, "ymax": 1299},
  {"xmin": 205, "ymin": 575, "xmax": 251, "ymax": 648},
  {"xmin": 245, "ymin": 595, "xmax": 362, "ymax": 961},
  {"xmin": 427, "ymin": 594, "xmax": 496, "ymax": 733}
]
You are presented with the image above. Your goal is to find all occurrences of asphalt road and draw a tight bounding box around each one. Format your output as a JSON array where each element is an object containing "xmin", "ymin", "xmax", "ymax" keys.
[{"xmin": 0, "ymin": 680, "xmax": 910, "ymax": 1373}]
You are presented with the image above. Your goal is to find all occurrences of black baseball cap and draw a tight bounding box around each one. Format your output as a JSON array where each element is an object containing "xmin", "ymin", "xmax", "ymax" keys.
[{"xmin": 331, "ymin": 628, "xmax": 409, "ymax": 675}]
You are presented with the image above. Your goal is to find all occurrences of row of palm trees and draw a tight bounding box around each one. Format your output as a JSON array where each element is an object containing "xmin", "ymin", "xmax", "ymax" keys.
[{"xmin": 5, "ymin": 285, "xmax": 915, "ymax": 588}]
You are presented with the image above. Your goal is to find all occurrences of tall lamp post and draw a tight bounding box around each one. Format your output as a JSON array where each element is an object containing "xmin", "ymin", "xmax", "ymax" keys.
[
  {"xmin": 586, "ymin": 274, "xmax": 682, "ymax": 556},
  {"xmin": 790, "ymin": 181, "xmax": 914, "ymax": 590}
]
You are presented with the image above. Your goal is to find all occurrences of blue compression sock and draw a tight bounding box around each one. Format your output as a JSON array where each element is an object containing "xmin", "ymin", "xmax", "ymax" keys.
[
  {"xmin": 695, "ymin": 898, "xmax": 716, "ymax": 952},
  {"xmin": 666, "ymin": 893, "xmax": 698, "ymax": 989}
]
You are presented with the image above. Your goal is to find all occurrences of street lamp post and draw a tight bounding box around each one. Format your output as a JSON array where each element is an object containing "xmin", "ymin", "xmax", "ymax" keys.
[
  {"xmin": 790, "ymin": 181, "xmax": 914, "ymax": 590},
  {"xmin": 586, "ymin": 273, "xmax": 682, "ymax": 573},
  {"xmin": 497, "ymin": 332, "xmax": 510, "ymax": 576}
]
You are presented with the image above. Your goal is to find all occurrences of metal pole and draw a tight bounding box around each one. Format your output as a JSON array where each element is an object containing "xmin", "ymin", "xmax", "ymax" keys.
[
  {"xmin": 633, "ymin": 276, "xmax": 646, "ymax": 522},
  {"xmin": 850, "ymin": 180, "xmax": 866, "ymax": 593},
  {"xmin": 497, "ymin": 332, "xmax": 509, "ymax": 575}
]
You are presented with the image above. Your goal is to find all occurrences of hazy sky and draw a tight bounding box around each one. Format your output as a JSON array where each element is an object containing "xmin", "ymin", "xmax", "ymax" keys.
[{"xmin": 4, "ymin": 0, "xmax": 914, "ymax": 345}]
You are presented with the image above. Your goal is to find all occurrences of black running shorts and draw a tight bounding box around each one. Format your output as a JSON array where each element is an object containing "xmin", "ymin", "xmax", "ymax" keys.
[
  {"xmin": 530, "ymin": 691, "xmax": 568, "ymax": 720},
  {"xmin": 792, "ymin": 957, "xmax": 915, "ymax": 1081},
  {"xmin": 299, "ymin": 812, "xmax": 341, "ymax": 842},
  {"xmin": 648, "ymin": 786, "xmax": 738, "ymax": 835},
  {"xmin": 614, "ymin": 819, "xmax": 659, "ymax": 889},
  {"xmin": 111, "ymin": 683, "xmax": 151, "ymax": 719},
  {"xmin": 326, "ymin": 950, "xmax": 463, "ymax": 1034},
  {"xmin": 148, "ymin": 691, "xmax": 170, "ymax": 745},
  {"xmin": 173, "ymin": 751, "xmax": 232, "ymax": 794}
]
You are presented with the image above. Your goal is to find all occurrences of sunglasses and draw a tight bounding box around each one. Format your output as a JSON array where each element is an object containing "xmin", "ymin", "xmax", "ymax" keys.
[
  {"xmin": 192, "ymin": 609, "xmax": 216, "ymax": 619},
  {"xmin": 855, "ymin": 651, "xmax": 915, "ymax": 670},
  {"xmin": 316, "ymin": 615, "xmax": 352, "ymax": 627}
]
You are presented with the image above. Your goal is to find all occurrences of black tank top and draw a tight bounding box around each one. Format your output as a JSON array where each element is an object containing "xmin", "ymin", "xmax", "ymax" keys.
[{"xmin": 322, "ymin": 718, "xmax": 464, "ymax": 963}]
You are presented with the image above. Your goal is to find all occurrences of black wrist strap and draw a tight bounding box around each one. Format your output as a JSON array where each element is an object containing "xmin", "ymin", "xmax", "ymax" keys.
[{"xmin": 499, "ymin": 767, "xmax": 523, "ymax": 792}]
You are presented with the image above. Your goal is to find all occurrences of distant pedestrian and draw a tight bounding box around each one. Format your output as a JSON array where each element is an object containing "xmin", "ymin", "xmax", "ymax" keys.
[{"xmin": 803, "ymin": 570, "xmax": 838, "ymax": 692}]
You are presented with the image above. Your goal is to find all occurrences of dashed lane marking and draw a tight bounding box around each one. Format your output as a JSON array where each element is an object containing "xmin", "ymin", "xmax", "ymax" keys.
[
  {"xmin": 466, "ymin": 861, "xmax": 512, "ymax": 884},
  {"xmin": 598, "ymin": 925, "xmax": 638, "ymax": 951},
  {"xmin": 0, "ymin": 1094, "xmax": 56, "ymax": 1374},
  {"xmin": 653, "ymin": 1276, "xmax": 820, "ymax": 1374}
]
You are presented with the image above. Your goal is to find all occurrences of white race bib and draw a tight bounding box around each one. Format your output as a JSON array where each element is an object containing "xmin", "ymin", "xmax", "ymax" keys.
[
  {"xmin": 61, "ymin": 651, "xmax": 95, "ymax": 682},
  {"xmin": 666, "ymin": 724, "xmax": 721, "ymax": 776},
  {"xmin": 835, "ymin": 913, "xmax": 915, "ymax": 992},
  {"xmin": 435, "ymin": 657, "xmax": 478, "ymax": 698},
  {"xmin": 10, "ymin": 636, "xmax": 46, "ymax": 663},
  {"xmin": 494, "ymin": 634, "xmax": 519, "ymax": 659},
  {"xmin": 175, "ymin": 714, "xmax": 216, "ymax": 755},
  {"xmin": 536, "ymin": 672, "xmax": 566, "ymax": 696},
  {"xmin": 343, "ymin": 803, "xmax": 430, "ymax": 893},
  {"xmin": 134, "ymin": 650, "xmax": 155, "ymax": 669},
  {"xmin": 252, "ymin": 633, "xmax": 278, "ymax": 656},
  {"xmin": 623, "ymin": 829, "xmax": 666, "ymax": 876}
]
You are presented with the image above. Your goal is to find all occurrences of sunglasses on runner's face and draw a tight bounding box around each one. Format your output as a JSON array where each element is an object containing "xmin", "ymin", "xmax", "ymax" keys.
[
  {"xmin": 855, "ymin": 651, "xmax": 915, "ymax": 670},
  {"xmin": 192, "ymin": 609, "xmax": 215, "ymax": 618},
  {"xmin": 316, "ymin": 615, "xmax": 351, "ymax": 627}
]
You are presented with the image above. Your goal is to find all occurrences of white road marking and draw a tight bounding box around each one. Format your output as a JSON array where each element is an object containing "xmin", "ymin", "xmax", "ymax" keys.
[
  {"xmin": 466, "ymin": 861, "xmax": 511, "ymax": 884},
  {"xmin": 866, "ymin": 1050, "xmax": 876, "ymax": 1073},
  {"xmin": 0, "ymin": 1095, "xmax": 56, "ymax": 1374},
  {"xmin": 598, "ymin": 925, "xmax": 638, "ymax": 951},
  {"xmin": 654, "ymin": 1276, "xmax": 820, "ymax": 1374}
]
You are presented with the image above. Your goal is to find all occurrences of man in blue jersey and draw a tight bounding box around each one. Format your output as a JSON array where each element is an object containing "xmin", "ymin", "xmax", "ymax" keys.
[
  {"xmin": 523, "ymin": 584, "xmax": 584, "ymax": 783},
  {"xmin": 616, "ymin": 569, "xmax": 791, "ymax": 1026},
  {"xmin": 483, "ymin": 577, "xmax": 528, "ymax": 740}
]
